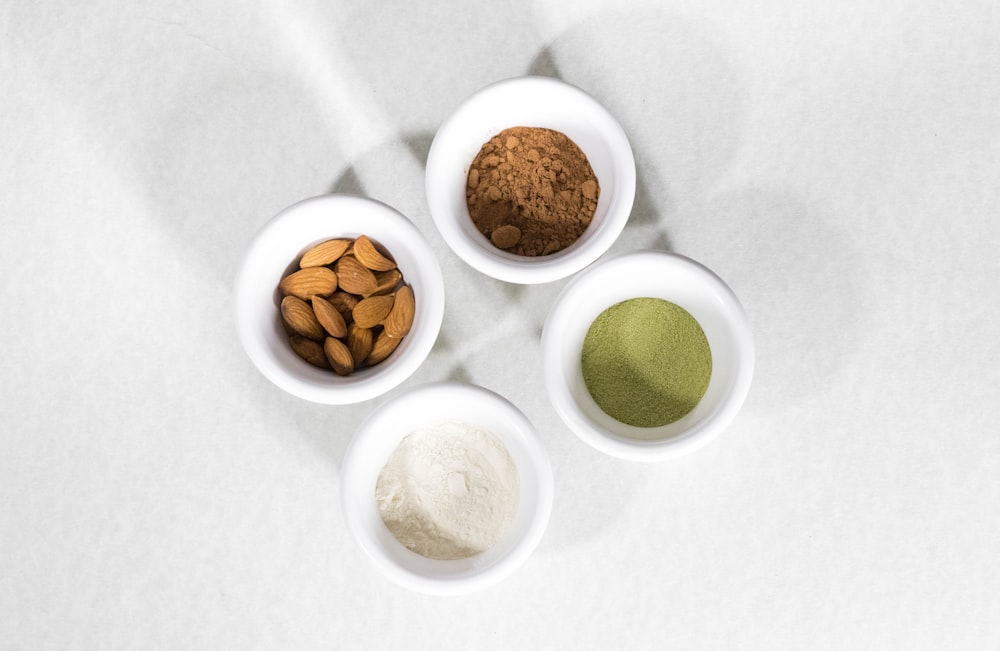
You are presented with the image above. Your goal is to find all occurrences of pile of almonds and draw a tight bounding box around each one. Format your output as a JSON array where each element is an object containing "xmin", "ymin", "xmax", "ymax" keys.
[{"xmin": 278, "ymin": 235, "xmax": 415, "ymax": 375}]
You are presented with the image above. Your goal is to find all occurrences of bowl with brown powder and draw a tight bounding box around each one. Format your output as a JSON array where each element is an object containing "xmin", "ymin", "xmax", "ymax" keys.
[{"xmin": 426, "ymin": 76, "xmax": 636, "ymax": 284}]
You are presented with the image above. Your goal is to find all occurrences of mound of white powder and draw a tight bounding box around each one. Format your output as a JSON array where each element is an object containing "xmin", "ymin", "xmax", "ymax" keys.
[{"xmin": 375, "ymin": 421, "xmax": 519, "ymax": 560}]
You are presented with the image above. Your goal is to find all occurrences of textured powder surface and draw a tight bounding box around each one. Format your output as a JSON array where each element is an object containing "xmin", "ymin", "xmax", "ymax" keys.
[
  {"xmin": 465, "ymin": 126, "xmax": 599, "ymax": 256},
  {"xmin": 375, "ymin": 421, "xmax": 519, "ymax": 560},
  {"xmin": 581, "ymin": 298, "xmax": 712, "ymax": 428}
]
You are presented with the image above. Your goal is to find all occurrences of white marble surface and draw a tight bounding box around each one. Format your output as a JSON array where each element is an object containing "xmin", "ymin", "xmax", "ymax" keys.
[{"xmin": 2, "ymin": 1, "xmax": 998, "ymax": 648}]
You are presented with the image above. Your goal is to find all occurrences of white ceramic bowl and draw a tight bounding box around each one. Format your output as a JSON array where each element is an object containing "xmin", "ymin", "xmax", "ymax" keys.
[
  {"xmin": 425, "ymin": 76, "xmax": 636, "ymax": 284},
  {"xmin": 541, "ymin": 251, "xmax": 754, "ymax": 462},
  {"xmin": 341, "ymin": 382, "xmax": 553, "ymax": 595},
  {"xmin": 233, "ymin": 194, "xmax": 445, "ymax": 405}
]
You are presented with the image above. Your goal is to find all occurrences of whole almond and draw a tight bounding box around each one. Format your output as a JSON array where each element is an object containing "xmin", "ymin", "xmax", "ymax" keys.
[
  {"xmin": 328, "ymin": 291, "xmax": 359, "ymax": 323},
  {"xmin": 289, "ymin": 335, "xmax": 329, "ymax": 368},
  {"xmin": 311, "ymin": 295, "xmax": 348, "ymax": 338},
  {"xmin": 352, "ymin": 235, "xmax": 397, "ymax": 272},
  {"xmin": 279, "ymin": 314, "xmax": 296, "ymax": 338},
  {"xmin": 352, "ymin": 295, "xmax": 395, "ymax": 329},
  {"xmin": 335, "ymin": 255, "xmax": 377, "ymax": 296},
  {"xmin": 368, "ymin": 268, "xmax": 402, "ymax": 297},
  {"xmin": 277, "ymin": 234, "xmax": 413, "ymax": 377},
  {"xmin": 366, "ymin": 329, "xmax": 402, "ymax": 365},
  {"xmin": 279, "ymin": 267, "xmax": 337, "ymax": 300},
  {"xmin": 323, "ymin": 337, "xmax": 354, "ymax": 376},
  {"xmin": 280, "ymin": 295, "xmax": 324, "ymax": 341},
  {"xmin": 299, "ymin": 239, "xmax": 351, "ymax": 268},
  {"xmin": 384, "ymin": 285, "xmax": 415, "ymax": 338},
  {"xmin": 347, "ymin": 324, "xmax": 373, "ymax": 367}
]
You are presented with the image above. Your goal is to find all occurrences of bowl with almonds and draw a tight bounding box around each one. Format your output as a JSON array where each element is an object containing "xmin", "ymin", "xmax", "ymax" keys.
[{"xmin": 234, "ymin": 194, "xmax": 445, "ymax": 404}]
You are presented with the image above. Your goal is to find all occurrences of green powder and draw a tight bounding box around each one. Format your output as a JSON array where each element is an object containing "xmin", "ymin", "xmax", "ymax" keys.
[{"xmin": 581, "ymin": 297, "xmax": 712, "ymax": 428}]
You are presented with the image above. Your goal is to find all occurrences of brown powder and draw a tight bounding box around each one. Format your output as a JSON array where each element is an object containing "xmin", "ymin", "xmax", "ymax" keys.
[{"xmin": 465, "ymin": 126, "xmax": 599, "ymax": 257}]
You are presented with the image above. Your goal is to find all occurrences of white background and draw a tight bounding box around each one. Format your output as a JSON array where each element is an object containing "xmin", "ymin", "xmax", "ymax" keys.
[{"xmin": 2, "ymin": 0, "xmax": 998, "ymax": 648}]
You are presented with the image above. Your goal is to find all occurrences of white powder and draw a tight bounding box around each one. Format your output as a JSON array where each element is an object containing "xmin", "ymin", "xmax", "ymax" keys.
[{"xmin": 375, "ymin": 421, "xmax": 519, "ymax": 560}]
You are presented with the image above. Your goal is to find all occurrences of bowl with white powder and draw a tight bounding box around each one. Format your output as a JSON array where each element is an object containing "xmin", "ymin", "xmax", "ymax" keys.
[{"xmin": 341, "ymin": 381, "xmax": 553, "ymax": 595}]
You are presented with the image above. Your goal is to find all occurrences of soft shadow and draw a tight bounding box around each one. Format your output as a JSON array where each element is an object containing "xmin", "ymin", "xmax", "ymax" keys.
[
  {"xmin": 329, "ymin": 166, "xmax": 366, "ymax": 196},
  {"xmin": 515, "ymin": 7, "xmax": 746, "ymax": 549},
  {"xmin": 127, "ymin": 70, "xmax": 342, "ymax": 289},
  {"xmin": 629, "ymin": 163, "xmax": 670, "ymax": 229},
  {"xmin": 107, "ymin": 66, "xmax": 356, "ymax": 474},
  {"xmin": 526, "ymin": 46, "xmax": 562, "ymax": 79},
  {"xmin": 323, "ymin": 134, "xmax": 434, "ymax": 237},
  {"xmin": 701, "ymin": 187, "xmax": 871, "ymax": 404},
  {"xmin": 430, "ymin": 330, "xmax": 453, "ymax": 356},
  {"xmin": 284, "ymin": 396, "xmax": 362, "ymax": 475},
  {"xmin": 500, "ymin": 282, "xmax": 528, "ymax": 304},
  {"xmin": 327, "ymin": 2, "xmax": 541, "ymax": 134},
  {"xmin": 537, "ymin": 8, "xmax": 746, "ymax": 203},
  {"xmin": 447, "ymin": 364, "xmax": 473, "ymax": 384},
  {"xmin": 403, "ymin": 132, "xmax": 435, "ymax": 167}
]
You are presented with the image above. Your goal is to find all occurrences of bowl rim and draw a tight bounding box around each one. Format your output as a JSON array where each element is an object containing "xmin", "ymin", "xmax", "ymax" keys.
[
  {"xmin": 340, "ymin": 381, "xmax": 554, "ymax": 595},
  {"xmin": 425, "ymin": 75, "xmax": 636, "ymax": 284},
  {"xmin": 233, "ymin": 193, "xmax": 445, "ymax": 405},
  {"xmin": 541, "ymin": 250, "xmax": 755, "ymax": 461}
]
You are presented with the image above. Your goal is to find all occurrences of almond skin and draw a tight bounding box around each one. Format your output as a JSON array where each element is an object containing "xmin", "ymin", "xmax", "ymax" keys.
[
  {"xmin": 327, "ymin": 291, "xmax": 359, "ymax": 324},
  {"xmin": 279, "ymin": 267, "xmax": 337, "ymax": 300},
  {"xmin": 352, "ymin": 235, "xmax": 397, "ymax": 272},
  {"xmin": 323, "ymin": 337, "xmax": 354, "ymax": 376},
  {"xmin": 366, "ymin": 329, "xmax": 402, "ymax": 365},
  {"xmin": 346, "ymin": 324, "xmax": 373, "ymax": 367},
  {"xmin": 367, "ymin": 268, "xmax": 402, "ymax": 297},
  {"xmin": 384, "ymin": 285, "xmax": 414, "ymax": 338},
  {"xmin": 311, "ymin": 295, "xmax": 347, "ymax": 338},
  {"xmin": 352, "ymin": 295, "xmax": 395, "ymax": 329},
  {"xmin": 278, "ymin": 234, "xmax": 412, "ymax": 376},
  {"xmin": 289, "ymin": 335, "xmax": 328, "ymax": 368},
  {"xmin": 299, "ymin": 239, "xmax": 351, "ymax": 268},
  {"xmin": 280, "ymin": 295, "xmax": 325, "ymax": 341},
  {"xmin": 334, "ymin": 255, "xmax": 377, "ymax": 296}
]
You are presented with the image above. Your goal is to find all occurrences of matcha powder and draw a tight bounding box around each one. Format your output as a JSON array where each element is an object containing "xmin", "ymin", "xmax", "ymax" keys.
[{"xmin": 581, "ymin": 297, "xmax": 712, "ymax": 428}]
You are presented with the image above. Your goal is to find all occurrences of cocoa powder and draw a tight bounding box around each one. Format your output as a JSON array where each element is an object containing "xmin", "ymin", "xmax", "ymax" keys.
[{"xmin": 465, "ymin": 126, "xmax": 599, "ymax": 256}]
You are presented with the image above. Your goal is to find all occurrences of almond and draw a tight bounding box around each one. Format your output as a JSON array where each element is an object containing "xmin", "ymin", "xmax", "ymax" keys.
[
  {"xmin": 280, "ymin": 296, "xmax": 324, "ymax": 341},
  {"xmin": 299, "ymin": 238, "xmax": 351, "ymax": 268},
  {"xmin": 335, "ymin": 255, "xmax": 377, "ymax": 296},
  {"xmin": 347, "ymin": 324, "xmax": 373, "ymax": 367},
  {"xmin": 323, "ymin": 337, "xmax": 354, "ymax": 376},
  {"xmin": 327, "ymin": 291, "xmax": 359, "ymax": 323},
  {"xmin": 310, "ymin": 296, "xmax": 347, "ymax": 338},
  {"xmin": 366, "ymin": 329, "xmax": 402, "ymax": 365},
  {"xmin": 277, "ymin": 234, "xmax": 413, "ymax": 376},
  {"xmin": 279, "ymin": 266, "xmax": 337, "ymax": 300},
  {"xmin": 367, "ymin": 268, "xmax": 402, "ymax": 297},
  {"xmin": 352, "ymin": 235, "xmax": 397, "ymax": 272},
  {"xmin": 352, "ymin": 295, "xmax": 394, "ymax": 329},
  {"xmin": 279, "ymin": 314, "xmax": 296, "ymax": 338},
  {"xmin": 384, "ymin": 285, "xmax": 414, "ymax": 338},
  {"xmin": 289, "ymin": 335, "xmax": 328, "ymax": 368}
]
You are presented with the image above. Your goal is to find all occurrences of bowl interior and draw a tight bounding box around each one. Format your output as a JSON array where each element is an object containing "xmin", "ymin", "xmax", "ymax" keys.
[
  {"xmin": 542, "ymin": 251, "xmax": 754, "ymax": 459},
  {"xmin": 234, "ymin": 195, "xmax": 445, "ymax": 405},
  {"xmin": 426, "ymin": 76, "xmax": 636, "ymax": 283},
  {"xmin": 341, "ymin": 382, "xmax": 553, "ymax": 595}
]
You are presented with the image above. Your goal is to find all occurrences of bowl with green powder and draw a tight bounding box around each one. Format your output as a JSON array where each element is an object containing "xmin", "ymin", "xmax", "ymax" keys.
[{"xmin": 541, "ymin": 251, "xmax": 754, "ymax": 461}]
